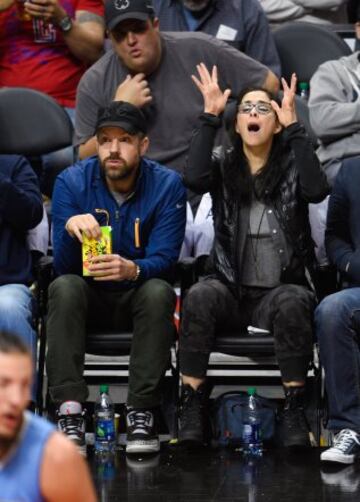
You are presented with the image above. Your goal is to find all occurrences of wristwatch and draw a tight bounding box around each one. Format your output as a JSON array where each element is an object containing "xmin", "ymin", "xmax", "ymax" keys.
[
  {"xmin": 131, "ymin": 265, "xmax": 141, "ymax": 282},
  {"xmin": 58, "ymin": 15, "xmax": 73, "ymax": 33}
]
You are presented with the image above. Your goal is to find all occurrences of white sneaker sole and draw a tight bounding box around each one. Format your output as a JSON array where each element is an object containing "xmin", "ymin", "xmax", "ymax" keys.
[
  {"xmin": 77, "ymin": 442, "xmax": 87, "ymax": 457},
  {"xmin": 126, "ymin": 439, "xmax": 160, "ymax": 454},
  {"xmin": 321, "ymin": 450, "xmax": 355, "ymax": 464}
]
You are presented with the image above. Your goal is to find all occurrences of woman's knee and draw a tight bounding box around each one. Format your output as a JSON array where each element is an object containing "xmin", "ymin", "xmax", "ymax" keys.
[
  {"xmin": 271, "ymin": 285, "xmax": 315, "ymax": 320},
  {"xmin": 183, "ymin": 279, "xmax": 225, "ymax": 316}
]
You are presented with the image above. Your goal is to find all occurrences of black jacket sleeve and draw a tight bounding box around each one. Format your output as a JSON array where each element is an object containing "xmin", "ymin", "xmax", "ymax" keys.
[
  {"xmin": 325, "ymin": 165, "xmax": 360, "ymax": 283},
  {"xmin": 183, "ymin": 113, "xmax": 222, "ymax": 194},
  {"xmin": 282, "ymin": 122, "xmax": 329, "ymax": 203}
]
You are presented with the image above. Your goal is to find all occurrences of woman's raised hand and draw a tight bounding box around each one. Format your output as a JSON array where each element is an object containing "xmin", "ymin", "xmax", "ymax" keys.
[
  {"xmin": 192, "ymin": 63, "xmax": 231, "ymax": 116},
  {"xmin": 271, "ymin": 73, "xmax": 298, "ymax": 128}
]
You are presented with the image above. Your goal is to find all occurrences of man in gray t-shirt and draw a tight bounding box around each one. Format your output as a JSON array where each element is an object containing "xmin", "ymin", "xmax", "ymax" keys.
[
  {"xmin": 152, "ymin": 0, "xmax": 281, "ymax": 77},
  {"xmin": 75, "ymin": 0, "xmax": 279, "ymax": 256}
]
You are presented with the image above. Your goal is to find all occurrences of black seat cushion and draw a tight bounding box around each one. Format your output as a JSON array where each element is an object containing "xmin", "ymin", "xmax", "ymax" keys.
[
  {"xmin": 86, "ymin": 331, "xmax": 134, "ymax": 356},
  {"xmin": 273, "ymin": 22, "xmax": 351, "ymax": 83},
  {"xmin": 0, "ymin": 87, "xmax": 73, "ymax": 155},
  {"xmin": 214, "ymin": 332, "xmax": 275, "ymax": 357}
]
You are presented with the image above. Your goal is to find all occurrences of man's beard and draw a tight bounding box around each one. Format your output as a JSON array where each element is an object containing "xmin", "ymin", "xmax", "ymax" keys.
[
  {"xmin": 182, "ymin": 0, "xmax": 211, "ymax": 12},
  {"xmin": 102, "ymin": 155, "xmax": 133, "ymax": 181},
  {"xmin": 0, "ymin": 421, "xmax": 22, "ymax": 457},
  {"xmin": 0, "ymin": 435, "xmax": 16, "ymax": 453}
]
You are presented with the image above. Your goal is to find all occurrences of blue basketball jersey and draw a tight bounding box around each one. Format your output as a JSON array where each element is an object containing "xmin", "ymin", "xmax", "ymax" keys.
[{"xmin": 0, "ymin": 411, "xmax": 55, "ymax": 501}]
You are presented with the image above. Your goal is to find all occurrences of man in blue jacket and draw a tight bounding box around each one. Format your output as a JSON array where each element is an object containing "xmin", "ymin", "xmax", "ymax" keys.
[
  {"xmin": 0, "ymin": 155, "xmax": 43, "ymax": 356},
  {"xmin": 315, "ymin": 157, "xmax": 360, "ymax": 464},
  {"xmin": 47, "ymin": 101, "xmax": 186, "ymax": 455}
]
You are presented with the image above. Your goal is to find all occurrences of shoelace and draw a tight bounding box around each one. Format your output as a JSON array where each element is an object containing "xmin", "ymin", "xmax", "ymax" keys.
[
  {"xmin": 283, "ymin": 407, "xmax": 308, "ymax": 432},
  {"xmin": 333, "ymin": 429, "xmax": 360, "ymax": 452},
  {"xmin": 128, "ymin": 411, "xmax": 153, "ymax": 433},
  {"xmin": 181, "ymin": 392, "xmax": 203, "ymax": 426},
  {"xmin": 58, "ymin": 414, "xmax": 84, "ymax": 438}
]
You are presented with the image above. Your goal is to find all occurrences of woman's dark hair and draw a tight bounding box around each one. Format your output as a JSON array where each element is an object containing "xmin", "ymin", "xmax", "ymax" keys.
[{"xmin": 223, "ymin": 87, "xmax": 287, "ymax": 205}]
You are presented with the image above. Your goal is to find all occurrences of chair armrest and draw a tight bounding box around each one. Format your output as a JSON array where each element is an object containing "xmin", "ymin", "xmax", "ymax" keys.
[
  {"xmin": 34, "ymin": 256, "xmax": 55, "ymax": 313},
  {"xmin": 313, "ymin": 264, "xmax": 339, "ymax": 302},
  {"xmin": 176, "ymin": 258, "xmax": 196, "ymax": 294},
  {"xmin": 177, "ymin": 255, "xmax": 212, "ymax": 291}
]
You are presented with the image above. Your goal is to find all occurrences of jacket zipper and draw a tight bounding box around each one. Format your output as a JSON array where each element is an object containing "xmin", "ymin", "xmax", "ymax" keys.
[{"xmin": 233, "ymin": 200, "xmax": 242, "ymax": 299}]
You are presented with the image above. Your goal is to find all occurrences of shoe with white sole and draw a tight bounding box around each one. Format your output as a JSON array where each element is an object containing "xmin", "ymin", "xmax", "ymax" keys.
[
  {"xmin": 126, "ymin": 408, "xmax": 160, "ymax": 454},
  {"xmin": 321, "ymin": 429, "xmax": 360, "ymax": 464},
  {"xmin": 57, "ymin": 401, "xmax": 87, "ymax": 456}
]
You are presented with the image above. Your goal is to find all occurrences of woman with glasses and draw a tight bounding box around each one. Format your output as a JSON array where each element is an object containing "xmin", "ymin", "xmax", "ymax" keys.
[{"xmin": 178, "ymin": 64, "xmax": 329, "ymax": 448}]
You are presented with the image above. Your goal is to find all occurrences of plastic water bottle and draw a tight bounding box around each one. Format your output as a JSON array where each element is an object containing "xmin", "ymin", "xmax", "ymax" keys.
[
  {"xmin": 94, "ymin": 384, "xmax": 116, "ymax": 453},
  {"xmin": 298, "ymin": 82, "xmax": 309, "ymax": 101},
  {"xmin": 243, "ymin": 455, "xmax": 259, "ymax": 502},
  {"xmin": 242, "ymin": 387, "xmax": 263, "ymax": 457},
  {"xmin": 95, "ymin": 450, "xmax": 116, "ymax": 502}
]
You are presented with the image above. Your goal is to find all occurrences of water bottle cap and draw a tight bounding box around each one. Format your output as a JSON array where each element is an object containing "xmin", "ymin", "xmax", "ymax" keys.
[
  {"xmin": 298, "ymin": 82, "xmax": 309, "ymax": 90},
  {"xmin": 100, "ymin": 384, "xmax": 109, "ymax": 394},
  {"xmin": 247, "ymin": 387, "xmax": 257, "ymax": 396}
]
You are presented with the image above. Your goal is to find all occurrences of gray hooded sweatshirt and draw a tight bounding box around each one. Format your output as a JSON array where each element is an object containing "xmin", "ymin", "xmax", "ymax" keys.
[
  {"xmin": 259, "ymin": 0, "xmax": 347, "ymax": 25},
  {"xmin": 309, "ymin": 52, "xmax": 360, "ymax": 182}
]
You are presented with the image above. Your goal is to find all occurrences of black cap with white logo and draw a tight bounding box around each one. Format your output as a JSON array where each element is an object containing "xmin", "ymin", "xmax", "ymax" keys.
[{"xmin": 105, "ymin": 0, "xmax": 155, "ymax": 31}]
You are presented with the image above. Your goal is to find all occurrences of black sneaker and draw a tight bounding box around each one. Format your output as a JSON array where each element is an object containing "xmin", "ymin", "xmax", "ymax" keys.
[
  {"xmin": 321, "ymin": 429, "xmax": 360, "ymax": 464},
  {"xmin": 178, "ymin": 384, "xmax": 207, "ymax": 444},
  {"xmin": 57, "ymin": 401, "xmax": 86, "ymax": 456},
  {"xmin": 280, "ymin": 387, "xmax": 311, "ymax": 448},
  {"xmin": 126, "ymin": 408, "xmax": 160, "ymax": 454}
]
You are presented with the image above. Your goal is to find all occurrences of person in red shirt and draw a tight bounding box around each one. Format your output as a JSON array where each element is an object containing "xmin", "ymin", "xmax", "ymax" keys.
[
  {"xmin": 0, "ymin": 0, "xmax": 105, "ymax": 196},
  {"xmin": 0, "ymin": 0, "xmax": 104, "ymax": 108}
]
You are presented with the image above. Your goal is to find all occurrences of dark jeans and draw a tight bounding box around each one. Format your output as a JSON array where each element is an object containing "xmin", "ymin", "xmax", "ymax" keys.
[
  {"xmin": 46, "ymin": 274, "xmax": 176, "ymax": 409},
  {"xmin": 180, "ymin": 278, "xmax": 315, "ymax": 382},
  {"xmin": 315, "ymin": 288, "xmax": 360, "ymax": 433}
]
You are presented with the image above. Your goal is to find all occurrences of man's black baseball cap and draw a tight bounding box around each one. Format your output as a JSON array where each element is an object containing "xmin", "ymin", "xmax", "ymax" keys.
[
  {"xmin": 95, "ymin": 101, "xmax": 147, "ymax": 135},
  {"xmin": 105, "ymin": 0, "xmax": 155, "ymax": 31}
]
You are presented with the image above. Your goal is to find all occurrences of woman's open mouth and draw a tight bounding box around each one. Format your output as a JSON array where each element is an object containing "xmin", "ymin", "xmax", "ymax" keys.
[{"xmin": 248, "ymin": 123, "xmax": 260, "ymax": 133}]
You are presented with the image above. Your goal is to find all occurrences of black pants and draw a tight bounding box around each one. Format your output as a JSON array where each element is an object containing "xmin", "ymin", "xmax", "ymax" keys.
[
  {"xmin": 180, "ymin": 278, "xmax": 315, "ymax": 382},
  {"xmin": 46, "ymin": 274, "xmax": 176, "ymax": 408}
]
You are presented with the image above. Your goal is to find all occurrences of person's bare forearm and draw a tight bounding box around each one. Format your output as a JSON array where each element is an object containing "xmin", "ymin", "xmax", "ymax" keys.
[
  {"xmin": 0, "ymin": 0, "xmax": 14, "ymax": 12},
  {"xmin": 79, "ymin": 137, "xmax": 97, "ymax": 159},
  {"xmin": 61, "ymin": 20, "xmax": 104, "ymax": 64},
  {"xmin": 24, "ymin": 1, "xmax": 104, "ymax": 64},
  {"xmin": 262, "ymin": 70, "xmax": 280, "ymax": 94},
  {"xmin": 42, "ymin": 434, "xmax": 97, "ymax": 502},
  {"xmin": 62, "ymin": 10, "xmax": 104, "ymax": 64}
]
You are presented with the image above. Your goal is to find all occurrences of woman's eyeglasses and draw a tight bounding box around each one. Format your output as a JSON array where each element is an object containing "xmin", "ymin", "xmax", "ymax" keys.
[{"xmin": 238, "ymin": 102, "xmax": 273, "ymax": 115}]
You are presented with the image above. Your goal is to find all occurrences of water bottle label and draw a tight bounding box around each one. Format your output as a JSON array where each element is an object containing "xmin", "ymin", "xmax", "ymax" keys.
[
  {"xmin": 242, "ymin": 422, "xmax": 261, "ymax": 444},
  {"xmin": 96, "ymin": 419, "xmax": 115, "ymax": 442}
]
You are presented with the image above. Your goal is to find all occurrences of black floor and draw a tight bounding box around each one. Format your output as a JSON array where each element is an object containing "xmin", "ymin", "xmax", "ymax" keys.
[{"xmin": 89, "ymin": 444, "xmax": 360, "ymax": 502}]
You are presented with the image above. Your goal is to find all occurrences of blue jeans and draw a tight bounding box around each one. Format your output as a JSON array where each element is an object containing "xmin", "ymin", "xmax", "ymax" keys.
[
  {"xmin": 315, "ymin": 288, "xmax": 360, "ymax": 433},
  {"xmin": 0, "ymin": 284, "xmax": 36, "ymax": 355}
]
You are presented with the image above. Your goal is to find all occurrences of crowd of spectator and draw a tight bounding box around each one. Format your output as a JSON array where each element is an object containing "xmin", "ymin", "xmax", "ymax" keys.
[{"xmin": 2, "ymin": 0, "xmax": 360, "ymax": 498}]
